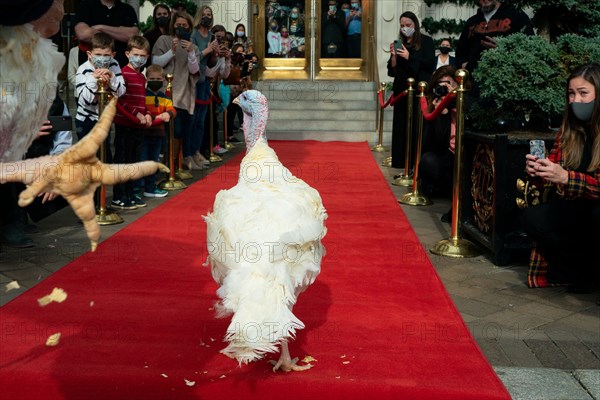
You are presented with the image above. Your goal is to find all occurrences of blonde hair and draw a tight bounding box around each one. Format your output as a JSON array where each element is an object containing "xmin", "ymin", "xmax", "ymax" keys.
[
  {"xmin": 146, "ymin": 64, "xmax": 164, "ymax": 77},
  {"xmin": 126, "ymin": 35, "xmax": 150, "ymax": 53},
  {"xmin": 192, "ymin": 5, "xmax": 213, "ymax": 29}
]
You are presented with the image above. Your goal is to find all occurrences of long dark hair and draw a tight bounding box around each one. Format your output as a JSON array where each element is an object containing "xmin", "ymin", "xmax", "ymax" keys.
[
  {"xmin": 152, "ymin": 3, "xmax": 170, "ymax": 24},
  {"xmin": 561, "ymin": 62, "xmax": 600, "ymax": 171},
  {"xmin": 234, "ymin": 23, "xmax": 248, "ymax": 41},
  {"xmin": 399, "ymin": 11, "xmax": 422, "ymax": 51}
]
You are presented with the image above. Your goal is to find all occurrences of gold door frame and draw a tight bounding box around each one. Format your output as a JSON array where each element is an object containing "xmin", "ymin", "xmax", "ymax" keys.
[{"xmin": 251, "ymin": 0, "xmax": 372, "ymax": 81}]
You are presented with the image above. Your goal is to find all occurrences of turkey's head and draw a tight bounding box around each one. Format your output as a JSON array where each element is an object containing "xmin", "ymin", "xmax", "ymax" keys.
[{"xmin": 233, "ymin": 90, "xmax": 269, "ymax": 151}]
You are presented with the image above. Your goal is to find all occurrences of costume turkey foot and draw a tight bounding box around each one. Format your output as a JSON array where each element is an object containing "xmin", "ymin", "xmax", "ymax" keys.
[
  {"xmin": 270, "ymin": 342, "xmax": 313, "ymax": 372},
  {"xmin": 17, "ymin": 98, "xmax": 169, "ymax": 251}
]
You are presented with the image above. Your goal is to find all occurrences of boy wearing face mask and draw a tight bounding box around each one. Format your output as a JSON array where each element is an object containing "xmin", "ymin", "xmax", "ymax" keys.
[
  {"xmin": 75, "ymin": 32, "xmax": 125, "ymax": 144},
  {"xmin": 137, "ymin": 64, "xmax": 176, "ymax": 198},
  {"xmin": 111, "ymin": 35, "xmax": 153, "ymax": 210}
]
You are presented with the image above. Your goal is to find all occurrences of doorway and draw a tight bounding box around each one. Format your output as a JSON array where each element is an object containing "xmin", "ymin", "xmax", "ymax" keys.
[{"xmin": 251, "ymin": 0, "xmax": 372, "ymax": 80}]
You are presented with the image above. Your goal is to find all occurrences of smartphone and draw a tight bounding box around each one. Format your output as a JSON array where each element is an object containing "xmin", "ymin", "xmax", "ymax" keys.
[
  {"xmin": 394, "ymin": 40, "xmax": 404, "ymax": 51},
  {"xmin": 529, "ymin": 139, "xmax": 545, "ymax": 159},
  {"xmin": 47, "ymin": 116, "xmax": 72, "ymax": 132}
]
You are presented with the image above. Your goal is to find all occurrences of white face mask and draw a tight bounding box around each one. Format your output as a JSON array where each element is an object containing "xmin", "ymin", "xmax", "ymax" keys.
[{"xmin": 401, "ymin": 27, "xmax": 415, "ymax": 38}]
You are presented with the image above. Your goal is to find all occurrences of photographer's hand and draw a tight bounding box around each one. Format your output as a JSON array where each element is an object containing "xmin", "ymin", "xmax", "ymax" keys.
[
  {"xmin": 180, "ymin": 39, "xmax": 193, "ymax": 53},
  {"xmin": 36, "ymin": 121, "xmax": 53, "ymax": 141},
  {"xmin": 171, "ymin": 38, "xmax": 179, "ymax": 54},
  {"xmin": 534, "ymin": 158, "xmax": 569, "ymax": 185}
]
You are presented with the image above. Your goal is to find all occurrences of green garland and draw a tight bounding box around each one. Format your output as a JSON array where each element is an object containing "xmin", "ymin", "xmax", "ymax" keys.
[{"xmin": 422, "ymin": 17, "xmax": 466, "ymax": 36}]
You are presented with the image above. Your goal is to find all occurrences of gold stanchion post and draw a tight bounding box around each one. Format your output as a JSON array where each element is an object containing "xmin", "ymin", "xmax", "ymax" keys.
[
  {"xmin": 95, "ymin": 78, "xmax": 123, "ymax": 225},
  {"xmin": 393, "ymin": 77, "xmax": 415, "ymax": 186},
  {"xmin": 430, "ymin": 69, "xmax": 480, "ymax": 258},
  {"xmin": 159, "ymin": 74, "xmax": 186, "ymax": 190},
  {"xmin": 399, "ymin": 81, "xmax": 432, "ymax": 206},
  {"xmin": 382, "ymin": 156, "xmax": 392, "ymax": 167},
  {"xmin": 371, "ymin": 82, "xmax": 386, "ymax": 152},
  {"xmin": 209, "ymin": 90, "xmax": 222, "ymax": 163},
  {"xmin": 223, "ymin": 108, "xmax": 234, "ymax": 150}
]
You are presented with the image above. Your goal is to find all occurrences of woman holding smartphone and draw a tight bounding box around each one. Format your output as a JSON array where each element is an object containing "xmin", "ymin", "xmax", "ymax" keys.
[
  {"xmin": 387, "ymin": 11, "xmax": 435, "ymax": 172},
  {"xmin": 522, "ymin": 63, "xmax": 600, "ymax": 291},
  {"xmin": 152, "ymin": 11, "xmax": 201, "ymax": 171}
]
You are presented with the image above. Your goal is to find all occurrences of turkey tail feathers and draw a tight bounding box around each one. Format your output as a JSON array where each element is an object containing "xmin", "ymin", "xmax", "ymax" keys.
[{"xmin": 215, "ymin": 265, "xmax": 306, "ymax": 364}]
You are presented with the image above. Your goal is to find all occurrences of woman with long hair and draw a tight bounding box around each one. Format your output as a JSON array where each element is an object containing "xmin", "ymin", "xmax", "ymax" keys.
[
  {"xmin": 144, "ymin": 3, "xmax": 171, "ymax": 52},
  {"xmin": 387, "ymin": 11, "xmax": 435, "ymax": 172},
  {"xmin": 522, "ymin": 63, "xmax": 600, "ymax": 291},
  {"xmin": 233, "ymin": 23, "xmax": 254, "ymax": 54},
  {"xmin": 151, "ymin": 11, "xmax": 201, "ymax": 171},
  {"xmin": 188, "ymin": 5, "xmax": 220, "ymax": 169}
]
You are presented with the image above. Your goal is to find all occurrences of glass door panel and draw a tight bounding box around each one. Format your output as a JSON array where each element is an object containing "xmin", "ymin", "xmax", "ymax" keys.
[{"xmin": 252, "ymin": 0, "xmax": 370, "ymax": 81}]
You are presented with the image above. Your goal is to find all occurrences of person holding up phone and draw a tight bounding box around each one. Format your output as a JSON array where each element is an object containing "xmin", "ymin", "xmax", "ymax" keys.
[
  {"xmin": 522, "ymin": 63, "xmax": 600, "ymax": 291},
  {"xmin": 152, "ymin": 11, "xmax": 201, "ymax": 171},
  {"xmin": 387, "ymin": 11, "xmax": 435, "ymax": 171}
]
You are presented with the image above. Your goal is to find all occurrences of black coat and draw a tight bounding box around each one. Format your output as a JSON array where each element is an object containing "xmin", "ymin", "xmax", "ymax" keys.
[{"xmin": 387, "ymin": 34, "xmax": 435, "ymax": 94}]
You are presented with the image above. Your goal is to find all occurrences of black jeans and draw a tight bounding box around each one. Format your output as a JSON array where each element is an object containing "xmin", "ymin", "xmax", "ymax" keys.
[
  {"xmin": 521, "ymin": 199, "xmax": 600, "ymax": 285},
  {"xmin": 112, "ymin": 125, "xmax": 143, "ymax": 201}
]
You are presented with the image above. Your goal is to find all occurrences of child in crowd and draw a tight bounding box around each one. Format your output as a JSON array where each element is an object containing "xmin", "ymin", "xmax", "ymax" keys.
[
  {"xmin": 280, "ymin": 27, "xmax": 291, "ymax": 56},
  {"xmin": 75, "ymin": 32, "xmax": 125, "ymax": 154},
  {"xmin": 267, "ymin": 19, "xmax": 282, "ymax": 56},
  {"xmin": 141, "ymin": 64, "xmax": 176, "ymax": 198},
  {"xmin": 111, "ymin": 36, "xmax": 153, "ymax": 210}
]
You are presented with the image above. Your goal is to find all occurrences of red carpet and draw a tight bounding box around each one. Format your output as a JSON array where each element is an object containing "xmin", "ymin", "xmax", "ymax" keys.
[{"xmin": 0, "ymin": 141, "xmax": 510, "ymax": 400}]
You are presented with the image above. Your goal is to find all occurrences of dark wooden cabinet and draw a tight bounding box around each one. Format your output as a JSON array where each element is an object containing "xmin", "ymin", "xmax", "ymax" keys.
[{"xmin": 460, "ymin": 131, "xmax": 556, "ymax": 265}]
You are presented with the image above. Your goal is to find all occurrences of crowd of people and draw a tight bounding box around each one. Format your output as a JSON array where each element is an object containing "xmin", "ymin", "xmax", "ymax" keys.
[
  {"xmin": 1, "ymin": 1, "xmax": 258, "ymax": 247},
  {"xmin": 1, "ymin": 0, "xmax": 598, "ymax": 294},
  {"xmin": 387, "ymin": 0, "xmax": 599, "ymax": 291},
  {"xmin": 66, "ymin": 2, "xmax": 257, "ymax": 212},
  {"xmin": 266, "ymin": 0, "xmax": 362, "ymax": 58}
]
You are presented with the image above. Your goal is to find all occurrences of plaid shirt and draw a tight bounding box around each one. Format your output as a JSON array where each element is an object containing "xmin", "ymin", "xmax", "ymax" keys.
[{"xmin": 528, "ymin": 131, "xmax": 600, "ymax": 288}]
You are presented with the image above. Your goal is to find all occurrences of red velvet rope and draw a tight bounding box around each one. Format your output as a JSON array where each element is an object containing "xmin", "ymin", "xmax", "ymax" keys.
[
  {"xmin": 116, "ymin": 102, "xmax": 163, "ymax": 126},
  {"xmin": 194, "ymin": 93, "xmax": 222, "ymax": 106},
  {"xmin": 378, "ymin": 89, "xmax": 407, "ymax": 109},
  {"xmin": 420, "ymin": 92, "xmax": 457, "ymax": 121}
]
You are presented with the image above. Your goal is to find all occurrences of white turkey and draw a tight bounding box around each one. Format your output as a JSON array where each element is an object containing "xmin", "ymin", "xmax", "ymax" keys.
[{"xmin": 204, "ymin": 90, "xmax": 327, "ymax": 372}]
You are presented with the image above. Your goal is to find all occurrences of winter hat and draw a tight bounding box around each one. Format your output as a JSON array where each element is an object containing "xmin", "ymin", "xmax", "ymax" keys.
[{"xmin": 0, "ymin": 0, "xmax": 54, "ymax": 26}]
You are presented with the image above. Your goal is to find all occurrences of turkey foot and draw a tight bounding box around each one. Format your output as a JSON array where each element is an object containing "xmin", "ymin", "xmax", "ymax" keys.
[{"xmin": 270, "ymin": 342, "xmax": 312, "ymax": 372}]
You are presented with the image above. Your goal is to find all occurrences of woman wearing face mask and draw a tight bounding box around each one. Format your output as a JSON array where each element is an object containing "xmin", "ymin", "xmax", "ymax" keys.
[
  {"xmin": 522, "ymin": 63, "xmax": 600, "ymax": 291},
  {"xmin": 188, "ymin": 5, "xmax": 220, "ymax": 169},
  {"xmin": 152, "ymin": 11, "xmax": 202, "ymax": 171},
  {"xmin": 435, "ymin": 38, "xmax": 456, "ymax": 71},
  {"xmin": 287, "ymin": 6, "xmax": 306, "ymax": 58},
  {"xmin": 144, "ymin": 4, "xmax": 171, "ymax": 54},
  {"xmin": 233, "ymin": 23, "xmax": 254, "ymax": 54},
  {"xmin": 387, "ymin": 11, "xmax": 435, "ymax": 171}
]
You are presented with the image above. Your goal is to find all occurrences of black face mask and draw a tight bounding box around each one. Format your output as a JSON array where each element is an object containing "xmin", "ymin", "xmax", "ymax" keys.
[
  {"xmin": 175, "ymin": 26, "xmax": 191, "ymax": 41},
  {"xmin": 439, "ymin": 46, "xmax": 451, "ymax": 55},
  {"xmin": 200, "ymin": 16, "xmax": 213, "ymax": 27},
  {"xmin": 147, "ymin": 80, "xmax": 163, "ymax": 92},
  {"xmin": 156, "ymin": 16, "xmax": 169, "ymax": 27}
]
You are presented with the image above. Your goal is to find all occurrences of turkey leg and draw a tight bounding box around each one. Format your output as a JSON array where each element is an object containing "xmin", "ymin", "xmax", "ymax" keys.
[{"xmin": 270, "ymin": 342, "xmax": 312, "ymax": 372}]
